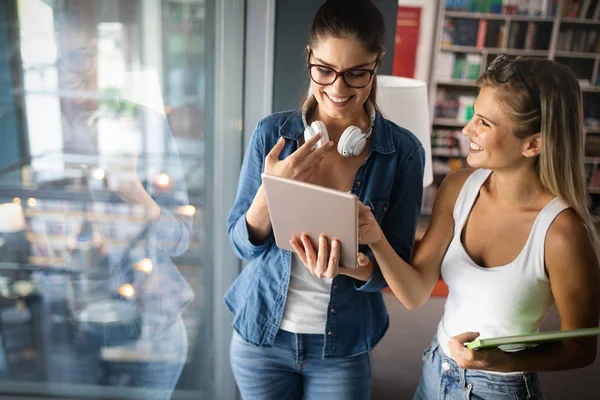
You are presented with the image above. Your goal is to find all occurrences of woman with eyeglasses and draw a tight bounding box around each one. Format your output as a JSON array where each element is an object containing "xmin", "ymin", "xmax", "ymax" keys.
[
  {"xmin": 225, "ymin": 0, "xmax": 425, "ymax": 398},
  {"xmin": 357, "ymin": 53, "xmax": 600, "ymax": 399}
]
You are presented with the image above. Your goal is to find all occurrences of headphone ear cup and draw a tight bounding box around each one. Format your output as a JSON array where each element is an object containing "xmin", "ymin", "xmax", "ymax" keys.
[
  {"xmin": 305, "ymin": 121, "xmax": 329, "ymax": 148},
  {"xmin": 337, "ymin": 126, "xmax": 366, "ymax": 157},
  {"xmin": 304, "ymin": 123, "xmax": 316, "ymax": 143}
]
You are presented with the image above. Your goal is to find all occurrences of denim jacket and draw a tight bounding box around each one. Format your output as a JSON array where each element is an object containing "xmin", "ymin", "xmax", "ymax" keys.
[{"xmin": 225, "ymin": 108, "xmax": 425, "ymax": 358}]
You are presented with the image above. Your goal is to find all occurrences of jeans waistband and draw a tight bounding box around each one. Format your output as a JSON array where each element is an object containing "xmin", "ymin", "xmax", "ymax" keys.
[{"xmin": 429, "ymin": 334, "xmax": 541, "ymax": 397}]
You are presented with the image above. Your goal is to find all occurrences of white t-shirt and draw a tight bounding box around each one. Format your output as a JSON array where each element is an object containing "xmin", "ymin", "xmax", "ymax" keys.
[{"xmin": 280, "ymin": 253, "xmax": 332, "ymax": 334}]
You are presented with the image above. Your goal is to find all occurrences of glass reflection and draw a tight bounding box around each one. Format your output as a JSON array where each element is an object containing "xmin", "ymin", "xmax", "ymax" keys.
[{"xmin": 0, "ymin": 0, "xmax": 209, "ymax": 398}]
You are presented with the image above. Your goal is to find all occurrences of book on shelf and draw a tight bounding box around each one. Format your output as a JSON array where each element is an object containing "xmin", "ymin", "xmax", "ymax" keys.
[
  {"xmin": 517, "ymin": 0, "xmax": 530, "ymax": 15},
  {"xmin": 466, "ymin": 327, "xmax": 600, "ymax": 350},
  {"xmin": 589, "ymin": 166, "xmax": 600, "ymax": 189},
  {"xmin": 490, "ymin": 0, "xmax": 503, "ymax": 14},
  {"xmin": 446, "ymin": 0, "xmax": 558, "ymax": 17},
  {"xmin": 524, "ymin": 22, "xmax": 537, "ymax": 49},
  {"xmin": 393, "ymin": 6, "xmax": 422, "ymax": 78},
  {"xmin": 508, "ymin": 21, "xmax": 531, "ymax": 49},
  {"xmin": 584, "ymin": 29, "xmax": 598, "ymax": 53},
  {"xmin": 528, "ymin": 0, "xmax": 548, "ymax": 15},
  {"xmin": 432, "ymin": 129, "xmax": 470, "ymax": 157},
  {"xmin": 476, "ymin": 19, "xmax": 487, "ymax": 49},
  {"xmin": 452, "ymin": 56, "xmax": 466, "ymax": 80},
  {"xmin": 465, "ymin": 54, "xmax": 481, "ymax": 80},
  {"xmin": 484, "ymin": 20, "xmax": 506, "ymax": 48},
  {"xmin": 442, "ymin": 18, "xmax": 454, "ymax": 47},
  {"xmin": 559, "ymin": 27, "xmax": 599, "ymax": 52},
  {"xmin": 594, "ymin": 0, "xmax": 600, "ymax": 20},
  {"xmin": 578, "ymin": 0, "xmax": 593, "ymax": 18},
  {"xmin": 453, "ymin": 18, "xmax": 480, "ymax": 46},
  {"xmin": 436, "ymin": 53, "xmax": 456, "ymax": 81},
  {"xmin": 562, "ymin": 0, "xmax": 582, "ymax": 17},
  {"xmin": 437, "ymin": 53, "xmax": 481, "ymax": 81},
  {"xmin": 503, "ymin": 0, "xmax": 518, "ymax": 15}
]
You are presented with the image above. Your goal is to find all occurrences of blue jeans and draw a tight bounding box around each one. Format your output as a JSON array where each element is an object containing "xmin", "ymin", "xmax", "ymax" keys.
[
  {"xmin": 414, "ymin": 335, "xmax": 544, "ymax": 400},
  {"xmin": 127, "ymin": 314, "xmax": 188, "ymax": 399},
  {"xmin": 82, "ymin": 314, "xmax": 188, "ymax": 400},
  {"xmin": 230, "ymin": 329, "xmax": 370, "ymax": 400}
]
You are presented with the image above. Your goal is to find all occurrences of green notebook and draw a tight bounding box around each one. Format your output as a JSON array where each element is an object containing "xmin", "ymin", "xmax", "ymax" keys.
[{"xmin": 466, "ymin": 327, "xmax": 600, "ymax": 350}]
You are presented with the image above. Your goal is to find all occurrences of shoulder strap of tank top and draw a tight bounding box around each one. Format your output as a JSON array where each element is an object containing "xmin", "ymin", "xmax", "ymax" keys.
[
  {"xmin": 524, "ymin": 197, "xmax": 570, "ymax": 278},
  {"xmin": 452, "ymin": 169, "xmax": 492, "ymax": 234}
]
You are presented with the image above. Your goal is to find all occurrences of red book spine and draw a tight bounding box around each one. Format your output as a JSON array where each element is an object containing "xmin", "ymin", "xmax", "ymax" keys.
[
  {"xmin": 392, "ymin": 6, "xmax": 422, "ymax": 78},
  {"xmin": 476, "ymin": 19, "xmax": 487, "ymax": 49}
]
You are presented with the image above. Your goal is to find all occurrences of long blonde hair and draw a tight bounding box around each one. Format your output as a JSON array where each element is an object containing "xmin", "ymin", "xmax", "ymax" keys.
[{"xmin": 478, "ymin": 56, "xmax": 599, "ymax": 253}]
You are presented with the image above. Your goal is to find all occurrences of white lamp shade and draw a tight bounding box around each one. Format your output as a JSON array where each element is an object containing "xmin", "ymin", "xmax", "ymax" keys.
[{"xmin": 376, "ymin": 75, "xmax": 433, "ymax": 187}]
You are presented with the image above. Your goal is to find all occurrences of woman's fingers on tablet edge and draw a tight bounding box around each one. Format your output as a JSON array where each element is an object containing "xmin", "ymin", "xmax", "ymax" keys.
[
  {"xmin": 289, "ymin": 237, "xmax": 307, "ymax": 264},
  {"xmin": 301, "ymin": 234, "xmax": 317, "ymax": 275},
  {"xmin": 316, "ymin": 235, "xmax": 329, "ymax": 277},
  {"xmin": 325, "ymin": 239, "xmax": 340, "ymax": 279}
]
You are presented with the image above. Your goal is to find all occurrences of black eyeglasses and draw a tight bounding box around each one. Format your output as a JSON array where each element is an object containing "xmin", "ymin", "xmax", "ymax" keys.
[
  {"xmin": 487, "ymin": 54, "xmax": 540, "ymax": 108},
  {"xmin": 307, "ymin": 49, "xmax": 380, "ymax": 89}
]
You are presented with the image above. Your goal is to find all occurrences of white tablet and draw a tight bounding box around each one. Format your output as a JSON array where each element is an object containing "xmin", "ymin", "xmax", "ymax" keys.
[{"xmin": 261, "ymin": 173, "xmax": 359, "ymax": 268}]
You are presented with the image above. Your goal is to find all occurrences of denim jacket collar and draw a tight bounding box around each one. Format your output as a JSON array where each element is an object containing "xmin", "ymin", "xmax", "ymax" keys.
[{"xmin": 278, "ymin": 108, "xmax": 396, "ymax": 155}]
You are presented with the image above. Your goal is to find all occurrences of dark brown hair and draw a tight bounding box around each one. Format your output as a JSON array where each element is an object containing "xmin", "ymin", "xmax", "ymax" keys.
[{"xmin": 307, "ymin": 0, "xmax": 385, "ymax": 107}]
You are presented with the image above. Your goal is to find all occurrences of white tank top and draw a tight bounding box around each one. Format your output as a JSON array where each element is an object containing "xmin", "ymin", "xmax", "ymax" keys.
[
  {"xmin": 280, "ymin": 253, "xmax": 332, "ymax": 334},
  {"xmin": 437, "ymin": 169, "xmax": 569, "ymax": 363}
]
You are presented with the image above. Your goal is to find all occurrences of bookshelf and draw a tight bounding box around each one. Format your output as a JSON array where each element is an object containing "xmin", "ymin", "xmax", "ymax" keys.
[{"xmin": 425, "ymin": 0, "xmax": 600, "ymax": 225}]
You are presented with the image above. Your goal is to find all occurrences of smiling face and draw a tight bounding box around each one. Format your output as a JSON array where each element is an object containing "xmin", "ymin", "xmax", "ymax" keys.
[
  {"xmin": 462, "ymin": 86, "xmax": 538, "ymax": 170},
  {"xmin": 308, "ymin": 36, "xmax": 379, "ymax": 127},
  {"xmin": 58, "ymin": 30, "xmax": 96, "ymax": 90}
]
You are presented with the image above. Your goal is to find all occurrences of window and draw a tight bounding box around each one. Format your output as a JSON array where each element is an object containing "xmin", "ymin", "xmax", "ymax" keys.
[{"xmin": 0, "ymin": 0, "xmax": 243, "ymax": 398}]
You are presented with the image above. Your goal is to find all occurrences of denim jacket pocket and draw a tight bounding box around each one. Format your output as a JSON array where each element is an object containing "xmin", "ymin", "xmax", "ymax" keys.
[{"xmin": 368, "ymin": 198, "xmax": 389, "ymax": 224}]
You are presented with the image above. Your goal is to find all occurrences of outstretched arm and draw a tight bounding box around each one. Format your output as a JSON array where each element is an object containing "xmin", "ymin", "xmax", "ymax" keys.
[
  {"xmin": 116, "ymin": 115, "xmax": 192, "ymax": 258},
  {"xmin": 362, "ymin": 168, "xmax": 472, "ymax": 307}
]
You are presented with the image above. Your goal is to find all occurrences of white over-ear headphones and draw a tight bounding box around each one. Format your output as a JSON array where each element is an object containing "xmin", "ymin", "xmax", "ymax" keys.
[{"xmin": 302, "ymin": 96, "xmax": 376, "ymax": 157}]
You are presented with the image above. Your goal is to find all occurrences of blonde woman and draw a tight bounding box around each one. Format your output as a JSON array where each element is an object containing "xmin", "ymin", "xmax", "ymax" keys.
[{"xmin": 299, "ymin": 54, "xmax": 600, "ymax": 399}]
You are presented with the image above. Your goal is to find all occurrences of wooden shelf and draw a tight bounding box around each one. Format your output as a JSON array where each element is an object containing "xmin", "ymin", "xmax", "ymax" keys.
[
  {"xmin": 441, "ymin": 45, "xmax": 550, "ymax": 57},
  {"xmin": 433, "ymin": 118, "xmax": 465, "ymax": 128},
  {"xmin": 444, "ymin": 11, "xmax": 554, "ymax": 22},
  {"xmin": 436, "ymin": 80, "xmax": 478, "ymax": 87},
  {"xmin": 581, "ymin": 87, "xmax": 600, "ymax": 94},
  {"xmin": 508, "ymin": 15, "xmax": 555, "ymax": 22},
  {"xmin": 440, "ymin": 45, "xmax": 482, "ymax": 53},
  {"xmin": 444, "ymin": 11, "xmax": 506, "ymax": 20},
  {"xmin": 25, "ymin": 232, "xmax": 196, "ymax": 251},
  {"xmin": 431, "ymin": 152, "xmax": 467, "ymax": 158},
  {"xmin": 28, "ymin": 256, "xmax": 67, "ymax": 267},
  {"xmin": 555, "ymin": 51, "xmax": 599, "ymax": 59},
  {"xmin": 24, "ymin": 209, "xmax": 149, "ymax": 223},
  {"xmin": 585, "ymin": 126, "xmax": 600, "ymax": 134},
  {"xmin": 559, "ymin": 18, "xmax": 600, "ymax": 25}
]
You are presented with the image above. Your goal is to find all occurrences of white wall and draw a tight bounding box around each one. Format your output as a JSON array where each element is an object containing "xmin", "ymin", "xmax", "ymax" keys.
[{"xmin": 397, "ymin": 0, "xmax": 438, "ymax": 84}]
